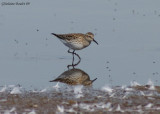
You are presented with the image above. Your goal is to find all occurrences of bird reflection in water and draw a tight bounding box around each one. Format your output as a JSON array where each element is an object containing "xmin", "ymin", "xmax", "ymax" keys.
[{"xmin": 50, "ymin": 68, "xmax": 97, "ymax": 86}]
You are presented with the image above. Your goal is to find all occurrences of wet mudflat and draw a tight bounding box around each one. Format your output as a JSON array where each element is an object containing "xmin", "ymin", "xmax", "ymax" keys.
[{"xmin": 0, "ymin": 84, "xmax": 160, "ymax": 113}]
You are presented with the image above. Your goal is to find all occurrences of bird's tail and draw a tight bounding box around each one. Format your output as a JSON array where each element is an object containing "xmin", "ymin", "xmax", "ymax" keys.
[
  {"xmin": 51, "ymin": 33, "xmax": 62, "ymax": 39},
  {"xmin": 51, "ymin": 33, "xmax": 57, "ymax": 37},
  {"xmin": 49, "ymin": 79, "xmax": 57, "ymax": 82}
]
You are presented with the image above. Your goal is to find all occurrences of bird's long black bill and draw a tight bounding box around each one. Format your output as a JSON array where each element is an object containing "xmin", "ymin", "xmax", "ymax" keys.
[
  {"xmin": 91, "ymin": 78, "xmax": 97, "ymax": 83},
  {"xmin": 93, "ymin": 39, "xmax": 98, "ymax": 45}
]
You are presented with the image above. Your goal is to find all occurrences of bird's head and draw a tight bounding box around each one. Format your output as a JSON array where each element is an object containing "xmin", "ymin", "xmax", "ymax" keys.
[
  {"xmin": 86, "ymin": 32, "xmax": 98, "ymax": 45},
  {"xmin": 83, "ymin": 78, "xmax": 97, "ymax": 86}
]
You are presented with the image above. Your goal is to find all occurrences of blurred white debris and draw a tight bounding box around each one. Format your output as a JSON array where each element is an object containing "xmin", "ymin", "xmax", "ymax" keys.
[
  {"xmin": 95, "ymin": 102, "xmax": 107, "ymax": 109},
  {"xmin": 122, "ymin": 95, "xmax": 127, "ymax": 99},
  {"xmin": 116, "ymin": 104, "xmax": 124, "ymax": 112},
  {"xmin": 110, "ymin": 93, "xmax": 115, "ymax": 97},
  {"xmin": 10, "ymin": 107, "xmax": 16, "ymax": 112},
  {"xmin": 122, "ymin": 92, "xmax": 130, "ymax": 99},
  {"xmin": 0, "ymin": 99, "xmax": 7, "ymax": 102},
  {"xmin": 121, "ymin": 85, "xmax": 126, "ymax": 89},
  {"xmin": 32, "ymin": 89, "xmax": 39, "ymax": 93},
  {"xmin": 10, "ymin": 87, "xmax": 22, "ymax": 94},
  {"xmin": 137, "ymin": 109, "xmax": 143, "ymax": 113},
  {"xmin": 24, "ymin": 109, "xmax": 32, "ymax": 112},
  {"xmin": 79, "ymin": 102, "xmax": 113, "ymax": 112},
  {"xmin": 146, "ymin": 93, "xmax": 153, "ymax": 96},
  {"xmin": 145, "ymin": 103, "xmax": 153, "ymax": 109},
  {"xmin": 156, "ymin": 107, "xmax": 160, "ymax": 110},
  {"xmin": 53, "ymin": 82, "xmax": 60, "ymax": 91},
  {"xmin": 72, "ymin": 102, "xmax": 78, "ymax": 108},
  {"xmin": 147, "ymin": 79, "xmax": 154, "ymax": 85},
  {"xmin": 57, "ymin": 105, "xmax": 64, "ymax": 113},
  {"xmin": 108, "ymin": 107, "xmax": 113, "ymax": 111},
  {"xmin": 75, "ymin": 94, "xmax": 83, "ymax": 98},
  {"xmin": 66, "ymin": 108, "xmax": 76, "ymax": 113},
  {"xmin": 106, "ymin": 102, "xmax": 111, "ymax": 109},
  {"xmin": 136, "ymin": 105, "xmax": 143, "ymax": 113},
  {"xmin": 116, "ymin": 104, "xmax": 121, "ymax": 111},
  {"xmin": 79, "ymin": 103, "xmax": 94, "ymax": 112},
  {"xmin": 101, "ymin": 85, "xmax": 113, "ymax": 93},
  {"xmin": 4, "ymin": 107, "xmax": 16, "ymax": 114},
  {"xmin": 125, "ymin": 87, "xmax": 133, "ymax": 91},
  {"xmin": 149, "ymin": 85, "xmax": 155, "ymax": 90},
  {"xmin": 28, "ymin": 110, "xmax": 36, "ymax": 114},
  {"xmin": 74, "ymin": 85, "xmax": 84, "ymax": 98},
  {"xmin": 137, "ymin": 105, "xmax": 142, "ymax": 109},
  {"xmin": 0, "ymin": 85, "xmax": 7, "ymax": 92},
  {"xmin": 4, "ymin": 110, "xmax": 11, "ymax": 114},
  {"xmin": 147, "ymin": 79, "xmax": 155, "ymax": 90},
  {"xmin": 74, "ymin": 85, "xmax": 83, "ymax": 94},
  {"xmin": 40, "ymin": 88, "xmax": 47, "ymax": 92},
  {"xmin": 148, "ymin": 97, "xmax": 155, "ymax": 100},
  {"xmin": 140, "ymin": 91, "xmax": 145, "ymax": 96},
  {"xmin": 97, "ymin": 95, "xmax": 104, "ymax": 98},
  {"xmin": 130, "ymin": 81, "xmax": 141, "ymax": 87}
]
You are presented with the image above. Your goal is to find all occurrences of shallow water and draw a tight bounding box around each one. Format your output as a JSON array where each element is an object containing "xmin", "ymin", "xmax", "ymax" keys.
[{"xmin": 0, "ymin": 0, "xmax": 160, "ymax": 89}]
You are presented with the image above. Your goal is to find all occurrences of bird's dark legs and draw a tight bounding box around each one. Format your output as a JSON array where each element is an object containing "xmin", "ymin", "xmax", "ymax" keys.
[
  {"xmin": 74, "ymin": 52, "xmax": 81, "ymax": 61},
  {"xmin": 68, "ymin": 49, "xmax": 75, "ymax": 65},
  {"xmin": 67, "ymin": 49, "xmax": 73, "ymax": 54},
  {"xmin": 72, "ymin": 50, "xmax": 75, "ymax": 66},
  {"xmin": 67, "ymin": 49, "xmax": 81, "ymax": 69}
]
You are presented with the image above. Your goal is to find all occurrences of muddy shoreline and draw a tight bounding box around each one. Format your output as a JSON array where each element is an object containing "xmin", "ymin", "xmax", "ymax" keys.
[{"xmin": 0, "ymin": 85, "xmax": 160, "ymax": 113}]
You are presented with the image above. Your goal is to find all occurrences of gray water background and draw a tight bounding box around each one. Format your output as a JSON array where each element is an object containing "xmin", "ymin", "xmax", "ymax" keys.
[{"xmin": 0, "ymin": 0, "xmax": 160, "ymax": 89}]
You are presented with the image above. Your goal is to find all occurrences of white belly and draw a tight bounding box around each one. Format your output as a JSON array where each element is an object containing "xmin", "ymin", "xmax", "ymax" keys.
[{"xmin": 60, "ymin": 40, "xmax": 84, "ymax": 50}]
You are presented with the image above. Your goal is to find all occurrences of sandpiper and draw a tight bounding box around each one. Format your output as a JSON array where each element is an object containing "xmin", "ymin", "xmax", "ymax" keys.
[
  {"xmin": 50, "ymin": 68, "xmax": 97, "ymax": 86},
  {"xmin": 51, "ymin": 32, "xmax": 98, "ymax": 59}
]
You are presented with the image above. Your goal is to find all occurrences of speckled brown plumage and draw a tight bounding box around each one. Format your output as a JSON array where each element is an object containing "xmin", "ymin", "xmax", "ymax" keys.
[
  {"xmin": 50, "ymin": 68, "xmax": 97, "ymax": 86},
  {"xmin": 51, "ymin": 32, "xmax": 98, "ymax": 50}
]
